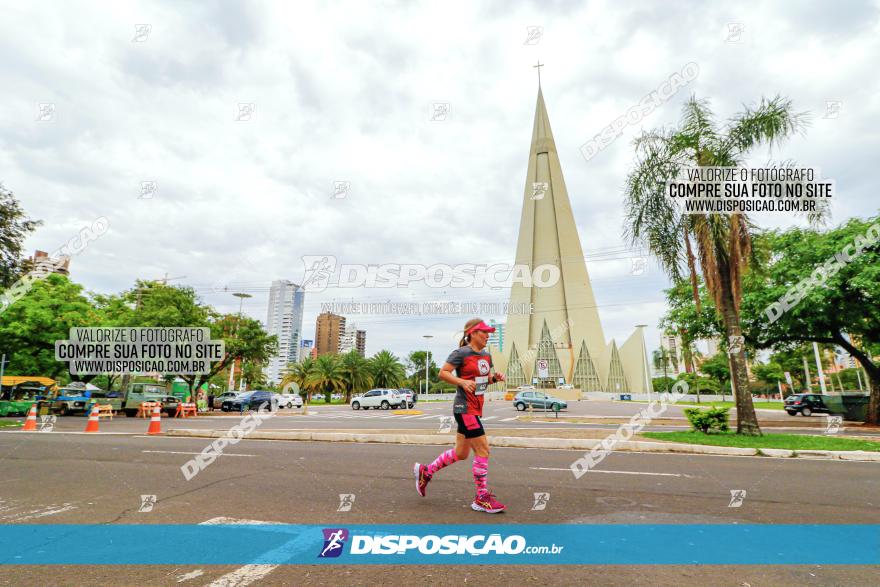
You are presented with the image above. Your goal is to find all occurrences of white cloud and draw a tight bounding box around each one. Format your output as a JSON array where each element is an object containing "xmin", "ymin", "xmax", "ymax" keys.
[{"xmin": 2, "ymin": 0, "xmax": 877, "ymax": 361}]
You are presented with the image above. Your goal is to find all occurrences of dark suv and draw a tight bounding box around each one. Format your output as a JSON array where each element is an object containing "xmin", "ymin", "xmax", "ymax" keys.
[
  {"xmin": 221, "ymin": 391, "xmax": 278, "ymax": 412},
  {"xmin": 784, "ymin": 393, "xmax": 830, "ymax": 417}
]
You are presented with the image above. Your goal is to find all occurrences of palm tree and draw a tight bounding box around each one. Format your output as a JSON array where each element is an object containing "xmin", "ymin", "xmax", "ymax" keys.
[
  {"xmin": 281, "ymin": 356, "xmax": 315, "ymax": 402},
  {"xmin": 368, "ymin": 350, "xmax": 406, "ymax": 389},
  {"xmin": 340, "ymin": 350, "xmax": 373, "ymax": 402},
  {"xmin": 307, "ymin": 354, "xmax": 346, "ymax": 403},
  {"xmin": 652, "ymin": 348, "xmax": 675, "ymax": 391},
  {"xmin": 624, "ymin": 95, "xmax": 811, "ymax": 435}
]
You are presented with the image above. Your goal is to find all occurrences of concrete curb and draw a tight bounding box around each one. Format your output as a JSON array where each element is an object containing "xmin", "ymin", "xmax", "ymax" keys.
[{"xmin": 165, "ymin": 429, "xmax": 880, "ymax": 461}]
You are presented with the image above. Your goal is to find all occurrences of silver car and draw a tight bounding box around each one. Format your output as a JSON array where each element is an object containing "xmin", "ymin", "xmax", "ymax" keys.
[{"xmin": 276, "ymin": 393, "xmax": 303, "ymax": 409}]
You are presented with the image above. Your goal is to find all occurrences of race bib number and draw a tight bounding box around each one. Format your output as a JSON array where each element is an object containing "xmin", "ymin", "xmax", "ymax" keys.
[{"xmin": 474, "ymin": 376, "xmax": 489, "ymax": 396}]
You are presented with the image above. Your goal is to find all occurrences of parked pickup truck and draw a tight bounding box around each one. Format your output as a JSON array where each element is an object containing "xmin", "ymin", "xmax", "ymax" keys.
[
  {"xmin": 49, "ymin": 386, "xmax": 123, "ymax": 416},
  {"xmin": 120, "ymin": 383, "xmax": 173, "ymax": 417}
]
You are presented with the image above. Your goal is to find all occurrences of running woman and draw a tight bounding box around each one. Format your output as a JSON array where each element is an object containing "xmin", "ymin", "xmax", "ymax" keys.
[{"xmin": 413, "ymin": 318, "xmax": 506, "ymax": 513}]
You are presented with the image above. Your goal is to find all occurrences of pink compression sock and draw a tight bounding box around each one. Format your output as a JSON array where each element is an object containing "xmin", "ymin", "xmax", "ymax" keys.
[
  {"xmin": 473, "ymin": 455, "xmax": 489, "ymax": 496},
  {"xmin": 425, "ymin": 448, "xmax": 459, "ymax": 477}
]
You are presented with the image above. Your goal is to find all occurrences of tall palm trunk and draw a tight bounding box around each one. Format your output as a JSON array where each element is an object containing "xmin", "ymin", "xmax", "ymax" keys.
[{"xmin": 717, "ymin": 257, "xmax": 761, "ymax": 435}]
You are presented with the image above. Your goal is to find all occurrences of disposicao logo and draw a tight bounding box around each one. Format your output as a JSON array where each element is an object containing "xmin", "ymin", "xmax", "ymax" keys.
[{"xmin": 318, "ymin": 528, "xmax": 349, "ymax": 558}]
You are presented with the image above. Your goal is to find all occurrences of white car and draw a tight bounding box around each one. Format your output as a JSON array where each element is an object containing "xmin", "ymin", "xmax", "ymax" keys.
[
  {"xmin": 397, "ymin": 389, "xmax": 415, "ymax": 408},
  {"xmin": 351, "ymin": 389, "xmax": 405, "ymax": 410},
  {"xmin": 276, "ymin": 393, "xmax": 303, "ymax": 409}
]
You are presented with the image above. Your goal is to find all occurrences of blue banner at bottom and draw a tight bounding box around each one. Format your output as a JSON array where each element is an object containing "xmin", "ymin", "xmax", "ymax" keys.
[{"xmin": 0, "ymin": 525, "xmax": 877, "ymax": 565}]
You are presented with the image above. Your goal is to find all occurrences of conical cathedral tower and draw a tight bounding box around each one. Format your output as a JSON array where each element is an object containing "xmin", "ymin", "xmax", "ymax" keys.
[{"xmin": 495, "ymin": 85, "xmax": 651, "ymax": 393}]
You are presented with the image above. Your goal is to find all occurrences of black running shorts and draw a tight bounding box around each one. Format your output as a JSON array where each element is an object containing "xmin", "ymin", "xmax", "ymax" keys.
[{"xmin": 454, "ymin": 413, "xmax": 485, "ymax": 438}]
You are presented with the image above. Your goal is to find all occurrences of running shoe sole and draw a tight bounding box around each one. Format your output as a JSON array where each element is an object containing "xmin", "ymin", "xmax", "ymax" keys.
[
  {"xmin": 414, "ymin": 463, "xmax": 426, "ymax": 497},
  {"xmin": 471, "ymin": 501, "xmax": 505, "ymax": 514}
]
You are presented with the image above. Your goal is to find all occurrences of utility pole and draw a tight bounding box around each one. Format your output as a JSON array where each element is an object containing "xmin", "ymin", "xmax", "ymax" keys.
[
  {"xmin": 228, "ymin": 293, "xmax": 252, "ymax": 392},
  {"xmin": 813, "ymin": 342, "xmax": 827, "ymax": 394},
  {"xmin": 0, "ymin": 354, "xmax": 8, "ymax": 390},
  {"xmin": 423, "ymin": 335, "xmax": 433, "ymax": 397},
  {"xmin": 803, "ymin": 356, "xmax": 812, "ymax": 392}
]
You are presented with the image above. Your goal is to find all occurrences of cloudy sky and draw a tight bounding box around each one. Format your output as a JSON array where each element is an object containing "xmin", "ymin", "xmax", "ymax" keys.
[{"xmin": 2, "ymin": 0, "xmax": 878, "ymax": 363}]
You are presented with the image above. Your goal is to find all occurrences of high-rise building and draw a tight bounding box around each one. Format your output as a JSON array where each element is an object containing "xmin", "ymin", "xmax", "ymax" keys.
[
  {"xmin": 355, "ymin": 329, "xmax": 366, "ymax": 357},
  {"xmin": 494, "ymin": 86, "xmax": 652, "ymax": 392},
  {"xmin": 703, "ymin": 337, "xmax": 720, "ymax": 358},
  {"xmin": 30, "ymin": 250, "xmax": 70, "ymax": 276},
  {"xmin": 660, "ymin": 334, "xmax": 685, "ymax": 374},
  {"xmin": 316, "ymin": 312, "xmax": 346, "ymax": 356},
  {"xmin": 487, "ymin": 320, "xmax": 505, "ymax": 353},
  {"xmin": 337, "ymin": 324, "xmax": 367, "ymax": 357},
  {"xmin": 264, "ymin": 280, "xmax": 305, "ymax": 383}
]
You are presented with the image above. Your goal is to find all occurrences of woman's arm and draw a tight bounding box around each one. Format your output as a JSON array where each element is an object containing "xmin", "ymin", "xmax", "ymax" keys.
[{"xmin": 440, "ymin": 362, "xmax": 476, "ymax": 393}]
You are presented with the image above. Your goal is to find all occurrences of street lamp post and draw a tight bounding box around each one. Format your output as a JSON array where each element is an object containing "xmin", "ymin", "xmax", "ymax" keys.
[
  {"xmin": 228, "ymin": 293, "xmax": 253, "ymax": 392},
  {"xmin": 423, "ymin": 335, "xmax": 433, "ymax": 396}
]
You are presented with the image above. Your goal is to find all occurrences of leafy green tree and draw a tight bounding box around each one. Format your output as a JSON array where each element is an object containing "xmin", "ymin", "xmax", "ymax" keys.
[
  {"xmin": 240, "ymin": 360, "xmax": 268, "ymax": 389},
  {"xmin": 307, "ymin": 354, "xmax": 346, "ymax": 402},
  {"xmin": 652, "ymin": 348, "xmax": 676, "ymax": 390},
  {"xmin": 0, "ymin": 274, "xmax": 97, "ymax": 380},
  {"xmin": 680, "ymin": 371, "xmax": 720, "ymax": 395},
  {"xmin": 340, "ymin": 350, "xmax": 373, "ymax": 402},
  {"xmin": 369, "ymin": 350, "xmax": 406, "ymax": 389},
  {"xmin": 406, "ymin": 350, "xmax": 438, "ymax": 394},
  {"xmin": 766, "ymin": 345, "xmax": 814, "ymax": 392},
  {"xmin": 98, "ymin": 281, "xmax": 276, "ymax": 399},
  {"xmin": 624, "ymin": 95, "xmax": 810, "ymax": 435},
  {"xmin": 699, "ymin": 353, "xmax": 731, "ymax": 399},
  {"xmin": 752, "ymin": 362, "xmax": 785, "ymax": 396},
  {"xmin": 652, "ymin": 376, "xmax": 677, "ymax": 394},
  {"xmin": 740, "ymin": 216, "xmax": 880, "ymax": 423},
  {"xmin": 0, "ymin": 184, "xmax": 42, "ymax": 288},
  {"xmin": 659, "ymin": 279, "xmax": 721, "ymax": 373}
]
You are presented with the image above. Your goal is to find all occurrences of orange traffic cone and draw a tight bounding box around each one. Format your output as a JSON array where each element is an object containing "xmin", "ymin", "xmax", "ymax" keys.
[
  {"xmin": 146, "ymin": 405, "xmax": 162, "ymax": 435},
  {"xmin": 21, "ymin": 404, "xmax": 38, "ymax": 431},
  {"xmin": 84, "ymin": 406, "xmax": 100, "ymax": 433}
]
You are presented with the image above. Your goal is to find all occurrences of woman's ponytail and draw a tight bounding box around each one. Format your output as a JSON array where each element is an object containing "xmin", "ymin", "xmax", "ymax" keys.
[{"xmin": 460, "ymin": 317, "xmax": 482, "ymax": 347}]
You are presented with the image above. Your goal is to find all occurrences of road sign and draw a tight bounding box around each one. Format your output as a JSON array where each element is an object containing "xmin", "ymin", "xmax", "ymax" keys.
[{"xmin": 536, "ymin": 359, "xmax": 549, "ymax": 378}]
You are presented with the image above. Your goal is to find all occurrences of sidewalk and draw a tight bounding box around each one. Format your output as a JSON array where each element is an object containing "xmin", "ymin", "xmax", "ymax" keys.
[{"xmin": 166, "ymin": 427, "xmax": 880, "ymax": 462}]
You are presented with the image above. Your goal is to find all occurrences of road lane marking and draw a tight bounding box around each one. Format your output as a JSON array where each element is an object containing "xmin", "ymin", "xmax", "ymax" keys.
[
  {"xmin": 481, "ymin": 416, "xmax": 497, "ymax": 421},
  {"xmin": 2, "ymin": 503, "xmax": 78, "ymax": 521},
  {"xmin": 500, "ymin": 417, "xmax": 518, "ymax": 421},
  {"xmin": 142, "ymin": 451, "xmax": 256, "ymax": 457},
  {"xmin": 200, "ymin": 517, "xmax": 280, "ymax": 586},
  {"xmin": 529, "ymin": 466, "xmax": 691, "ymax": 478},
  {"xmin": 200, "ymin": 517, "xmax": 315, "ymax": 586},
  {"xmin": 205, "ymin": 565, "xmax": 277, "ymax": 587},
  {"xmin": 176, "ymin": 569, "xmax": 204, "ymax": 582}
]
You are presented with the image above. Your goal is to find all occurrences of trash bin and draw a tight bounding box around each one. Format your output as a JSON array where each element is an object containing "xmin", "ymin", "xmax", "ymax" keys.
[
  {"xmin": 822, "ymin": 394, "xmax": 869, "ymax": 421},
  {"xmin": 841, "ymin": 394, "xmax": 869, "ymax": 421}
]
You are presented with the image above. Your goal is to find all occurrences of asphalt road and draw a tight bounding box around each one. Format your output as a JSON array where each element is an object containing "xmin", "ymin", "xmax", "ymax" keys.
[
  {"xmin": 5, "ymin": 399, "xmax": 873, "ymax": 436},
  {"xmin": 1, "ymin": 430, "xmax": 878, "ymax": 585}
]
